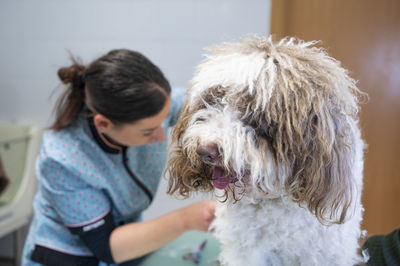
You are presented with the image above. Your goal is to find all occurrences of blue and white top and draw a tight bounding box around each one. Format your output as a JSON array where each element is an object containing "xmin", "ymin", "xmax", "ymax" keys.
[{"xmin": 22, "ymin": 88, "xmax": 185, "ymax": 266}]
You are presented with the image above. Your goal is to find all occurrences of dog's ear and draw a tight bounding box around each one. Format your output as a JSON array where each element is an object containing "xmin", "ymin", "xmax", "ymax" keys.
[
  {"xmin": 283, "ymin": 94, "xmax": 357, "ymax": 225},
  {"xmin": 261, "ymin": 88, "xmax": 358, "ymax": 224},
  {"xmin": 166, "ymin": 100, "xmax": 194, "ymax": 197},
  {"xmin": 166, "ymin": 100, "xmax": 215, "ymax": 197},
  {"xmin": 255, "ymin": 44, "xmax": 361, "ymax": 224}
]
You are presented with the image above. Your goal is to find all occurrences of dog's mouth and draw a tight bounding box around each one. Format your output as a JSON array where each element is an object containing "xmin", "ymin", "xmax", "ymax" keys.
[
  {"xmin": 212, "ymin": 166, "xmax": 232, "ymax": 189},
  {"xmin": 211, "ymin": 166, "xmax": 237, "ymax": 189},
  {"xmin": 195, "ymin": 143, "xmax": 240, "ymax": 189}
]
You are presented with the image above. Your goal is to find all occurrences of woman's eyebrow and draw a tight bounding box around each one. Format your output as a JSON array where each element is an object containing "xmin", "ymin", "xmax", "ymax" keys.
[{"xmin": 140, "ymin": 127, "xmax": 157, "ymax": 133}]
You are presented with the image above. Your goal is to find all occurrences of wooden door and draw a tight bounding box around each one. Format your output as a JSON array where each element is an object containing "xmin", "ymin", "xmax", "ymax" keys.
[{"xmin": 270, "ymin": 0, "xmax": 400, "ymax": 235}]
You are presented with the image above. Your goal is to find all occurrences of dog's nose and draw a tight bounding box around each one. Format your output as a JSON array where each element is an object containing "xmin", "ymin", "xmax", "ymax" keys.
[{"xmin": 196, "ymin": 143, "xmax": 219, "ymax": 163}]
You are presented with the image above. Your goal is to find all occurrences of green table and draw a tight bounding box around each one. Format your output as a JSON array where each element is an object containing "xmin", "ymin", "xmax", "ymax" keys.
[{"xmin": 140, "ymin": 231, "xmax": 220, "ymax": 266}]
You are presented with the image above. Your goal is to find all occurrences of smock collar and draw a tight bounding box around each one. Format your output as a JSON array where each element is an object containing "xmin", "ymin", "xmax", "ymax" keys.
[{"xmin": 87, "ymin": 116, "xmax": 126, "ymax": 154}]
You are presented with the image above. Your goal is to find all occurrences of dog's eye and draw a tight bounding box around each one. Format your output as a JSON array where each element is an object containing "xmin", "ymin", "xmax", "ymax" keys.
[{"xmin": 194, "ymin": 117, "xmax": 206, "ymax": 123}]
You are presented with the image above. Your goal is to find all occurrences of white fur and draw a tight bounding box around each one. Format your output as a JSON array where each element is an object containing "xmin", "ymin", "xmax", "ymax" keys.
[{"xmin": 209, "ymin": 124, "xmax": 365, "ymax": 266}]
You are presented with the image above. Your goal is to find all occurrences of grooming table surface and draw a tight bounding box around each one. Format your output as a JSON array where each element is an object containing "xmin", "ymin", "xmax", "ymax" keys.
[{"xmin": 140, "ymin": 230, "xmax": 220, "ymax": 266}]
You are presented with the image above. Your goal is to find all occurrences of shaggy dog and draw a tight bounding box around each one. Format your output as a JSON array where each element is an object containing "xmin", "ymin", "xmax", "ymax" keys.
[{"xmin": 166, "ymin": 36, "xmax": 366, "ymax": 266}]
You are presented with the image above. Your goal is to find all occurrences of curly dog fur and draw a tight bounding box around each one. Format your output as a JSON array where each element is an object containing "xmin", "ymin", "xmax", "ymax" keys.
[{"xmin": 166, "ymin": 36, "xmax": 366, "ymax": 265}]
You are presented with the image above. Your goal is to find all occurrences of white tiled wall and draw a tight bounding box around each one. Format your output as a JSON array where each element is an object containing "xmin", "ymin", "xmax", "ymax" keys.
[{"xmin": 0, "ymin": 0, "xmax": 270, "ymax": 127}]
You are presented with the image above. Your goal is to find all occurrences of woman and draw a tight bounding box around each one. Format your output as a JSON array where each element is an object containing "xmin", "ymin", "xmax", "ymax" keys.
[{"xmin": 22, "ymin": 49, "xmax": 216, "ymax": 265}]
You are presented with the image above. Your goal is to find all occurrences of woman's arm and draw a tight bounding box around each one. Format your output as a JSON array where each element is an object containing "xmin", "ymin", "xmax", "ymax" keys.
[{"xmin": 109, "ymin": 200, "xmax": 216, "ymax": 263}]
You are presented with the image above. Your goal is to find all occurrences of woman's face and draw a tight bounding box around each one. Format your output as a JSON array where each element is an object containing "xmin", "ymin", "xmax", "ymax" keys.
[{"xmin": 98, "ymin": 96, "xmax": 171, "ymax": 147}]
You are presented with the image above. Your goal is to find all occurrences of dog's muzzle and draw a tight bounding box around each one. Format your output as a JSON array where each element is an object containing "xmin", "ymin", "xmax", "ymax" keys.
[
  {"xmin": 196, "ymin": 143, "xmax": 235, "ymax": 190},
  {"xmin": 196, "ymin": 143, "xmax": 219, "ymax": 163}
]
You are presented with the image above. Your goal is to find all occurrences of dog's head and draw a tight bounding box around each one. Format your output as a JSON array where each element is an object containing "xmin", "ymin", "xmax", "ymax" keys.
[{"xmin": 167, "ymin": 36, "xmax": 363, "ymax": 224}]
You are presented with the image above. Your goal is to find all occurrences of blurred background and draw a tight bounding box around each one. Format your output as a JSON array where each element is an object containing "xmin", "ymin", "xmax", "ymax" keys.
[{"xmin": 0, "ymin": 0, "xmax": 399, "ymax": 264}]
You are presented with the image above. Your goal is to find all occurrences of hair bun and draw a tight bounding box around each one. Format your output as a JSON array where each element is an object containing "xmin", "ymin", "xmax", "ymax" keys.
[{"xmin": 58, "ymin": 62, "xmax": 86, "ymax": 89}]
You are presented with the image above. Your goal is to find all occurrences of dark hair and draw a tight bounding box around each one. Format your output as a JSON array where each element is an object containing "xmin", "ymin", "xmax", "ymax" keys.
[{"xmin": 51, "ymin": 49, "xmax": 171, "ymax": 130}]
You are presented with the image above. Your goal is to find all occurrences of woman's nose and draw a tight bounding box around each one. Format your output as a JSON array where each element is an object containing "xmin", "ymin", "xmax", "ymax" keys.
[
  {"xmin": 196, "ymin": 143, "xmax": 219, "ymax": 163},
  {"xmin": 153, "ymin": 126, "xmax": 165, "ymax": 142}
]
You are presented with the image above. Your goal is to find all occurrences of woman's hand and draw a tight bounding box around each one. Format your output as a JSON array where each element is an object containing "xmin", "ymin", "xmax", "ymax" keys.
[
  {"xmin": 179, "ymin": 200, "xmax": 216, "ymax": 232},
  {"xmin": 110, "ymin": 200, "xmax": 216, "ymax": 263}
]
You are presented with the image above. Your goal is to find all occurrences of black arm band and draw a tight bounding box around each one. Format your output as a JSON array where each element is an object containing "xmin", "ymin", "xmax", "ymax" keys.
[{"xmin": 68, "ymin": 212, "xmax": 116, "ymax": 264}]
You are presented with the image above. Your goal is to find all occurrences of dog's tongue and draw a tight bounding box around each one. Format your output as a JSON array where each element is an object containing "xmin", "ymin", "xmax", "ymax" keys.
[{"xmin": 212, "ymin": 166, "xmax": 232, "ymax": 189}]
